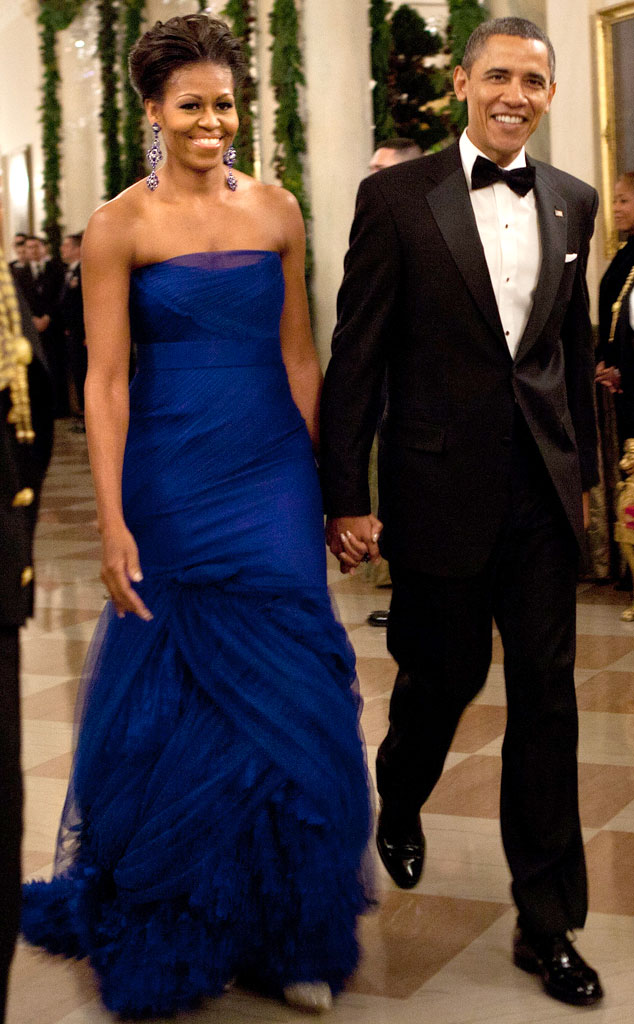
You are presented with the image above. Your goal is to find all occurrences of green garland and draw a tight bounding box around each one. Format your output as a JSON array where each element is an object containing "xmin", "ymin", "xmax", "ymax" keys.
[
  {"xmin": 121, "ymin": 0, "xmax": 147, "ymax": 189},
  {"xmin": 447, "ymin": 0, "xmax": 489, "ymax": 133},
  {"xmin": 97, "ymin": 0, "xmax": 122, "ymax": 199},
  {"xmin": 269, "ymin": 0, "xmax": 312, "ymax": 285},
  {"xmin": 388, "ymin": 5, "xmax": 448, "ymax": 151},
  {"xmin": 369, "ymin": 0, "xmax": 395, "ymax": 146},
  {"xmin": 37, "ymin": 0, "xmax": 87, "ymax": 253},
  {"xmin": 222, "ymin": 0, "xmax": 256, "ymax": 177}
]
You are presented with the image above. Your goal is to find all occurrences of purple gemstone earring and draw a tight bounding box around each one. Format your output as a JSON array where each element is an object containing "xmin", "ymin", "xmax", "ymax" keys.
[
  {"xmin": 223, "ymin": 144, "xmax": 237, "ymax": 191},
  {"xmin": 146, "ymin": 123, "xmax": 163, "ymax": 191}
]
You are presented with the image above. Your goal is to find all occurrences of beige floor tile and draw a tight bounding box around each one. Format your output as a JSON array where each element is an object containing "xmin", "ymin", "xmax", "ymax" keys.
[
  {"xmin": 577, "ymin": 711, "xmax": 634, "ymax": 767},
  {"xmin": 577, "ymin": 671, "xmax": 634, "ymax": 713},
  {"xmin": 22, "ymin": 776, "xmax": 70, "ymax": 854},
  {"xmin": 22, "ymin": 679, "xmax": 80, "ymax": 723},
  {"xmin": 586, "ymin": 831, "xmax": 634, "ymax": 914},
  {"xmin": 21, "ymin": 719, "xmax": 74, "ymax": 772},
  {"xmin": 578, "ymin": 763, "xmax": 634, "ymax": 827},
  {"xmin": 350, "ymin": 891, "xmax": 508, "ymax": 997},
  {"xmin": 7, "ymin": 945, "xmax": 98, "ymax": 1024},
  {"xmin": 21, "ymin": 638, "xmax": 90, "ymax": 676}
]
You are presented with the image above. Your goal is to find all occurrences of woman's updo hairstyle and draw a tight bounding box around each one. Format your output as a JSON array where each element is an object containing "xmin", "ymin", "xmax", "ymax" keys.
[{"xmin": 129, "ymin": 14, "xmax": 247, "ymax": 102}]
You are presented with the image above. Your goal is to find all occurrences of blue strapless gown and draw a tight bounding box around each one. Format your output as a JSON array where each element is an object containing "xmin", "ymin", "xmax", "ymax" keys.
[{"xmin": 22, "ymin": 251, "xmax": 372, "ymax": 1017}]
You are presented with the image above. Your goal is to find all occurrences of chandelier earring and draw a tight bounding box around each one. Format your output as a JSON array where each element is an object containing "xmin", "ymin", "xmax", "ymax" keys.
[
  {"xmin": 223, "ymin": 144, "xmax": 237, "ymax": 191},
  {"xmin": 146, "ymin": 123, "xmax": 163, "ymax": 191}
]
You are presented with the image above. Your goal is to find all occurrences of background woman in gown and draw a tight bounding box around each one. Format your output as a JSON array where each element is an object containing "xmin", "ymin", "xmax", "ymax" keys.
[
  {"xmin": 22, "ymin": 15, "xmax": 371, "ymax": 1017},
  {"xmin": 590, "ymin": 172, "xmax": 634, "ymax": 578}
]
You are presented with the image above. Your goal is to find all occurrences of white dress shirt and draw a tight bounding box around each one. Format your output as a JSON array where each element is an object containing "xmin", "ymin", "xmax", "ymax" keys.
[{"xmin": 459, "ymin": 130, "xmax": 542, "ymax": 358}]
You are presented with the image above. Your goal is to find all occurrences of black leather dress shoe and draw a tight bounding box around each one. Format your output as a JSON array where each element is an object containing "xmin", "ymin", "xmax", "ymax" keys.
[
  {"xmin": 376, "ymin": 807, "xmax": 425, "ymax": 889},
  {"xmin": 367, "ymin": 609, "xmax": 389, "ymax": 627},
  {"xmin": 513, "ymin": 926, "xmax": 604, "ymax": 1006}
]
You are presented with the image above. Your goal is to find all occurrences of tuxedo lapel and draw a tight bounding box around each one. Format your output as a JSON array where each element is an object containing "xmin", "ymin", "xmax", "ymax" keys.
[
  {"xmin": 514, "ymin": 167, "xmax": 568, "ymax": 362},
  {"xmin": 426, "ymin": 153, "xmax": 507, "ymax": 350}
]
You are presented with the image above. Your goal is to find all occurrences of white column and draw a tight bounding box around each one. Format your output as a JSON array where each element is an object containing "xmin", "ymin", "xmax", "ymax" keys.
[{"xmin": 301, "ymin": 0, "xmax": 373, "ymax": 365}]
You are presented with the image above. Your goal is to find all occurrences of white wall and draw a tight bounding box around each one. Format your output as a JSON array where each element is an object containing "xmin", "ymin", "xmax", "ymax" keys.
[{"xmin": 0, "ymin": 0, "xmax": 44, "ymax": 251}]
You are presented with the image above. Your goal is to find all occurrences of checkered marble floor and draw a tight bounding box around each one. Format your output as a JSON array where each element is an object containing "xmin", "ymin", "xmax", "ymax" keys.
[{"xmin": 8, "ymin": 421, "xmax": 634, "ymax": 1023}]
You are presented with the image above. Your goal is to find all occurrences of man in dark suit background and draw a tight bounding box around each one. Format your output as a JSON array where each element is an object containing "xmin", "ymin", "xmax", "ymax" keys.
[
  {"xmin": 13, "ymin": 236, "xmax": 67, "ymax": 417},
  {"xmin": 59, "ymin": 232, "xmax": 86, "ymax": 426},
  {"xmin": 320, "ymin": 17, "xmax": 603, "ymax": 1007},
  {"xmin": 0, "ymin": 248, "xmax": 53, "ymax": 1022},
  {"xmin": 8, "ymin": 233, "xmax": 27, "ymax": 272}
]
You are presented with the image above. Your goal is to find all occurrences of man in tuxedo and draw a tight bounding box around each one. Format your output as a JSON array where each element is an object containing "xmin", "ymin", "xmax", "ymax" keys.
[
  {"xmin": 320, "ymin": 17, "xmax": 602, "ymax": 1007},
  {"xmin": 59, "ymin": 232, "xmax": 86, "ymax": 425},
  {"xmin": 14, "ymin": 236, "xmax": 67, "ymax": 416},
  {"xmin": 369, "ymin": 137, "xmax": 423, "ymax": 174},
  {"xmin": 9, "ymin": 233, "xmax": 27, "ymax": 272}
]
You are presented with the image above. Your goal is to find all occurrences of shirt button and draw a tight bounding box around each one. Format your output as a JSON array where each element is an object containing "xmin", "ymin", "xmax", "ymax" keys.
[{"xmin": 505, "ymin": 331, "xmax": 510, "ymax": 336}]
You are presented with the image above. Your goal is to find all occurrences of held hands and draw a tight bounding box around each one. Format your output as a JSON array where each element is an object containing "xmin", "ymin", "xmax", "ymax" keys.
[
  {"xmin": 326, "ymin": 515, "xmax": 383, "ymax": 574},
  {"xmin": 595, "ymin": 361, "xmax": 623, "ymax": 394},
  {"xmin": 100, "ymin": 523, "xmax": 153, "ymax": 621}
]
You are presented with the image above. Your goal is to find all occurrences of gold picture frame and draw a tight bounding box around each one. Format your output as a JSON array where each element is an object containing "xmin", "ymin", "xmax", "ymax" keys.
[{"xmin": 597, "ymin": 2, "xmax": 634, "ymax": 256}]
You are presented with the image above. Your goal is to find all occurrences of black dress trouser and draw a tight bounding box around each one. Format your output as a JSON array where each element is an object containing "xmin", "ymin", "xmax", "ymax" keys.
[
  {"xmin": 0, "ymin": 627, "xmax": 22, "ymax": 1022},
  {"xmin": 376, "ymin": 414, "xmax": 587, "ymax": 936}
]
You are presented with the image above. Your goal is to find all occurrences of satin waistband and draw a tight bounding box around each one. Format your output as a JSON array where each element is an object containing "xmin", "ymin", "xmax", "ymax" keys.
[{"xmin": 135, "ymin": 339, "xmax": 283, "ymax": 370}]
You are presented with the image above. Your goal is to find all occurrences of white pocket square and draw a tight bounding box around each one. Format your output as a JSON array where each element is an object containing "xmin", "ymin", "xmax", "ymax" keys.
[{"xmin": 565, "ymin": 253, "xmax": 578, "ymax": 263}]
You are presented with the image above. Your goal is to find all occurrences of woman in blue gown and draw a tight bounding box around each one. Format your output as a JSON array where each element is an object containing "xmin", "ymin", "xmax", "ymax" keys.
[{"xmin": 22, "ymin": 14, "xmax": 372, "ymax": 1018}]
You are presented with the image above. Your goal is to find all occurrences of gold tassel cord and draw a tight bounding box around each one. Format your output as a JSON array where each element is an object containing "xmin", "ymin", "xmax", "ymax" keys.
[
  {"xmin": 609, "ymin": 264, "xmax": 634, "ymax": 346},
  {"xmin": 0, "ymin": 247, "xmax": 34, "ymax": 443}
]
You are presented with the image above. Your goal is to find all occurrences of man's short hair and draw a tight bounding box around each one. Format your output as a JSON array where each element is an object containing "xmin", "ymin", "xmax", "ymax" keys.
[
  {"xmin": 380, "ymin": 137, "xmax": 422, "ymax": 153},
  {"xmin": 462, "ymin": 17, "xmax": 556, "ymax": 84},
  {"xmin": 65, "ymin": 232, "xmax": 84, "ymax": 246},
  {"xmin": 13, "ymin": 233, "xmax": 26, "ymax": 242},
  {"xmin": 618, "ymin": 171, "xmax": 634, "ymax": 191}
]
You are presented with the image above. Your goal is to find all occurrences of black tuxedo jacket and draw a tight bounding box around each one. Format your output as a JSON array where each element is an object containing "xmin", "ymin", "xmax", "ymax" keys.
[
  {"xmin": 320, "ymin": 143, "xmax": 599, "ymax": 576},
  {"xmin": 12, "ymin": 260, "xmax": 63, "ymax": 319},
  {"xmin": 58, "ymin": 264, "xmax": 85, "ymax": 343}
]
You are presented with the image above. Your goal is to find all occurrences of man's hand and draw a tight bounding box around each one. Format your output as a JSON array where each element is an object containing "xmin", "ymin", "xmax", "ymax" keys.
[
  {"xmin": 33, "ymin": 314, "xmax": 51, "ymax": 333},
  {"xmin": 595, "ymin": 361, "xmax": 623, "ymax": 394},
  {"xmin": 326, "ymin": 515, "xmax": 383, "ymax": 574}
]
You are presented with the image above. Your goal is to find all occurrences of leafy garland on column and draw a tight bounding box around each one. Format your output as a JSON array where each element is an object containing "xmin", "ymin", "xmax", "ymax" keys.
[
  {"xmin": 97, "ymin": 0, "xmax": 123, "ymax": 199},
  {"xmin": 370, "ymin": 0, "xmax": 395, "ymax": 146},
  {"xmin": 38, "ymin": 0, "xmax": 87, "ymax": 253},
  {"xmin": 447, "ymin": 0, "xmax": 489, "ymax": 134},
  {"xmin": 121, "ymin": 1, "xmax": 147, "ymax": 189},
  {"xmin": 269, "ymin": 0, "xmax": 312, "ymax": 285},
  {"xmin": 222, "ymin": 0, "xmax": 256, "ymax": 177},
  {"xmin": 388, "ymin": 5, "xmax": 447, "ymax": 151}
]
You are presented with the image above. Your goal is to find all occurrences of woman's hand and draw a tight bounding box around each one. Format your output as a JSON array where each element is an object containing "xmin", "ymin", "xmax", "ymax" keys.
[
  {"xmin": 100, "ymin": 523, "xmax": 153, "ymax": 621},
  {"xmin": 326, "ymin": 515, "xmax": 383, "ymax": 574}
]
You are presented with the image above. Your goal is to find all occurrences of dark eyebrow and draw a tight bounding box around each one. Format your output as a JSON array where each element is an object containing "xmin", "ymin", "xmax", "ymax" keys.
[
  {"xmin": 485, "ymin": 66, "xmax": 547, "ymax": 85},
  {"xmin": 175, "ymin": 91, "xmax": 234, "ymax": 101}
]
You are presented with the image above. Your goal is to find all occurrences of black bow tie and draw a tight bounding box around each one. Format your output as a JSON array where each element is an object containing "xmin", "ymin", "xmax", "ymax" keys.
[{"xmin": 471, "ymin": 155, "xmax": 536, "ymax": 197}]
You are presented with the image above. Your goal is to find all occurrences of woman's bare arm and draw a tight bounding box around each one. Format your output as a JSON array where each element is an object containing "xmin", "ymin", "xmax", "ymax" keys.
[
  {"xmin": 82, "ymin": 201, "xmax": 152, "ymax": 621},
  {"xmin": 276, "ymin": 191, "xmax": 322, "ymax": 449}
]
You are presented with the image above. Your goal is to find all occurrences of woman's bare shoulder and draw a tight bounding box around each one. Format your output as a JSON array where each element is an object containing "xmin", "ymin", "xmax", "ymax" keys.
[{"xmin": 84, "ymin": 182, "xmax": 149, "ymax": 261}]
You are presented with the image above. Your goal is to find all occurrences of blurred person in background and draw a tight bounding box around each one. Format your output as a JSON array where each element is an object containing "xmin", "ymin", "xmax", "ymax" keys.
[{"xmin": 0, "ymin": 237, "xmax": 53, "ymax": 1023}]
